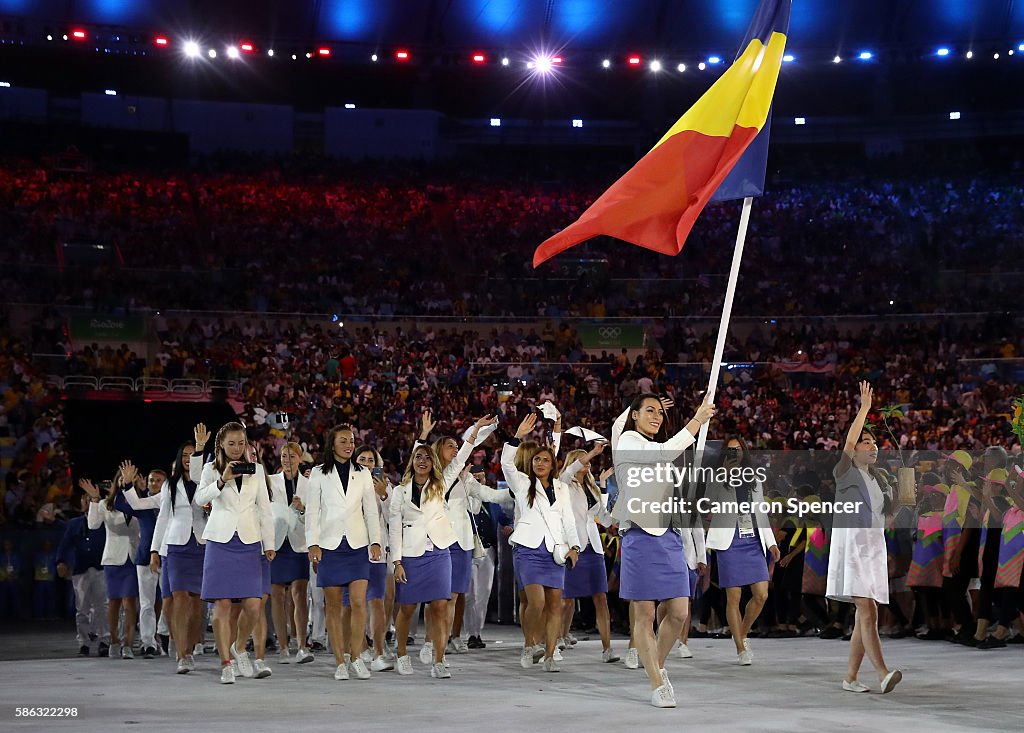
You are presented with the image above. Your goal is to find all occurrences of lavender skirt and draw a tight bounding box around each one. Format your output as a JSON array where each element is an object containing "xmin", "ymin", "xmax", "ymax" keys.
[
  {"xmin": 104, "ymin": 561, "xmax": 139, "ymax": 600},
  {"xmin": 717, "ymin": 529, "xmax": 769, "ymax": 588},
  {"xmin": 450, "ymin": 547, "xmax": 473, "ymax": 595},
  {"xmin": 160, "ymin": 562, "xmax": 171, "ymax": 597},
  {"xmin": 166, "ymin": 536, "xmax": 204, "ymax": 595},
  {"xmin": 317, "ymin": 539, "xmax": 369, "ymax": 588},
  {"xmin": 201, "ymin": 534, "xmax": 263, "ymax": 601},
  {"xmin": 395, "ymin": 547, "xmax": 451, "ymax": 605},
  {"xmin": 270, "ymin": 539, "xmax": 309, "ymax": 585},
  {"xmin": 688, "ymin": 567, "xmax": 701, "ymax": 600},
  {"xmin": 563, "ymin": 547, "xmax": 608, "ymax": 598},
  {"xmin": 342, "ymin": 563, "xmax": 387, "ymax": 606},
  {"xmin": 513, "ymin": 543, "xmax": 565, "ymax": 590},
  {"xmin": 620, "ymin": 529, "xmax": 689, "ymax": 601}
]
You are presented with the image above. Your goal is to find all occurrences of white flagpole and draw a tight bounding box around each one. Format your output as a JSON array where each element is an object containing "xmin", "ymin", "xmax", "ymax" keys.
[{"xmin": 694, "ymin": 196, "xmax": 754, "ymax": 456}]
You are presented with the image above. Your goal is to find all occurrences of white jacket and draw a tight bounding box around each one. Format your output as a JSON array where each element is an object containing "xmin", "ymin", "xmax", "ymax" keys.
[
  {"xmin": 268, "ymin": 472, "xmax": 310, "ymax": 552},
  {"xmin": 445, "ymin": 474, "xmax": 510, "ymax": 550},
  {"xmin": 682, "ymin": 524, "xmax": 708, "ymax": 571},
  {"xmin": 500, "ymin": 443, "xmax": 581, "ymax": 552},
  {"xmin": 151, "ymin": 478, "xmax": 208, "ymax": 555},
  {"xmin": 704, "ymin": 479, "xmax": 777, "ymax": 554},
  {"xmin": 389, "ymin": 481, "xmax": 458, "ymax": 558},
  {"xmin": 194, "ymin": 463, "xmax": 275, "ymax": 549},
  {"xmin": 88, "ymin": 500, "xmax": 140, "ymax": 566},
  {"xmin": 304, "ymin": 463, "xmax": 381, "ymax": 552},
  {"xmin": 559, "ymin": 459, "xmax": 614, "ymax": 552},
  {"xmin": 610, "ymin": 406, "xmax": 696, "ymax": 536}
]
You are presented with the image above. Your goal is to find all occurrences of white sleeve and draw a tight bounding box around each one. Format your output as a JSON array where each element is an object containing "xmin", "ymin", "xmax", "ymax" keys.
[
  {"xmin": 123, "ymin": 488, "xmax": 160, "ymax": 511},
  {"xmin": 193, "ymin": 463, "xmax": 222, "ymax": 507},
  {"xmin": 559, "ymin": 460, "xmax": 583, "ymax": 487},
  {"xmin": 388, "ymin": 485, "xmax": 404, "ymax": 561},
  {"xmin": 610, "ymin": 407, "xmax": 630, "ymax": 451},
  {"xmin": 441, "ymin": 437, "xmax": 477, "ymax": 488},
  {"xmin": 615, "ymin": 427, "xmax": 695, "ymax": 464},
  {"xmin": 305, "ymin": 469, "xmax": 323, "ymax": 548},
  {"xmin": 362, "ymin": 475, "xmax": 382, "ymax": 547},
  {"xmin": 151, "ymin": 484, "xmax": 173, "ymax": 554},
  {"xmin": 87, "ymin": 500, "xmax": 103, "ymax": 529}
]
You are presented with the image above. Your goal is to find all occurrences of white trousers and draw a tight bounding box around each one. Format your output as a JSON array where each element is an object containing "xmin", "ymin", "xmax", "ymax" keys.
[
  {"xmin": 308, "ymin": 563, "xmax": 326, "ymax": 644},
  {"xmin": 136, "ymin": 565, "xmax": 161, "ymax": 648},
  {"xmin": 463, "ymin": 548, "xmax": 496, "ymax": 637},
  {"xmin": 72, "ymin": 568, "xmax": 109, "ymax": 647}
]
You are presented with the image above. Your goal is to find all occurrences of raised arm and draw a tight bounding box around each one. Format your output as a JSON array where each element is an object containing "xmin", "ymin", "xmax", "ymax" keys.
[
  {"xmin": 194, "ymin": 462, "xmax": 225, "ymax": 508},
  {"xmin": 838, "ymin": 381, "xmax": 873, "ymax": 475}
]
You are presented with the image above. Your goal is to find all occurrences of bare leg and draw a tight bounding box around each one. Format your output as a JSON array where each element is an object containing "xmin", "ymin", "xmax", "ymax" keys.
[
  {"xmin": 561, "ymin": 598, "xmax": 574, "ymax": 639},
  {"xmin": 291, "ymin": 581, "xmax": 310, "ymax": 649},
  {"xmin": 234, "ymin": 597, "xmax": 261, "ymax": 657},
  {"xmin": 451, "ymin": 593, "xmax": 466, "ymax": 639},
  {"xmin": 853, "ymin": 597, "xmax": 891, "ymax": 682},
  {"xmin": 369, "ymin": 598, "xmax": 386, "ymax": 656},
  {"xmin": 523, "ymin": 584, "xmax": 546, "ymax": 649},
  {"xmin": 543, "ymin": 588, "xmax": 563, "ymax": 658},
  {"xmin": 271, "ymin": 585, "xmax": 289, "ymax": 653},
  {"xmin": 656, "ymin": 597, "xmax": 688, "ymax": 669},
  {"xmin": 107, "ymin": 598, "xmax": 123, "ymax": 648},
  {"xmin": 594, "ymin": 593, "xmax": 613, "ymax": 650},
  {"xmin": 212, "ymin": 599, "xmax": 234, "ymax": 662},
  {"xmin": 347, "ymin": 580, "xmax": 370, "ymax": 659},
  {"xmin": 122, "ymin": 598, "xmax": 137, "ymax": 648},
  {"xmin": 323, "ymin": 587, "xmax": 346, "ymax": 665},
  {"xmin": 395, "ymin": 604, "xmax": 414, "ymax": 658},
  {"xmin": 253, "ymin": 596, "xmax": 268, "ymax": 659},
  {"xmin": 632, "ymin": 601, "xmax": 663, "ymax": 689}
]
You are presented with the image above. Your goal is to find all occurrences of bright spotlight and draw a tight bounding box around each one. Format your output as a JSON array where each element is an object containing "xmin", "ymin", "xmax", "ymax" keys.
[
  {"xmin": 708, "ymin": 56, "xmax": 721, "ymax": 64},
  {"xmin": 267, "ymin": 49, "xmax": 274, "ymax": 57},
  {"xmin": 370, "ymin": 53, "xmax": 378, "ymax": 62},
  {"xmin": 993, "ymin": 52, "xmax": 1000, "ymax": 59},
  {"xmin": 649, "ymin": 59, "xmax": 662, "ymax": 72},
  {"xmin": 602, "ymin": 59, "xmax": 611, "ymax": 68},
  {"xmin": 676, "ymin": 63, "xmax": 686, "ymax": 72},
  {"xmin": 207, "ymin": 49, "xmax": 217, "ymax": 59},
  {"xmin": 949, "ymin": 111, "xmax": 961, "ymax": 120},
  {"xmin": 783, "ymin": 54, "xmax": 795, "ymax": 62},
  {"xmin": 966, "ymin": 50, "xmax": 973, "ymax": 59},
  {"xmin": 226, "ymin": 46, "xmax": 240, "ymax": 59},
  {"xmin": 858, "ymin": 51, "xmax": 873, "ymax": 60},
  {"xmin": 794, "ymin": 117, "xmax": 805, "ymax": 125},
  {"xmin": 936, "ymin": 47, "xmax": 950, "ymax": 57},
  {"xmin": 104, "ymin": 89, "xmax": 117, "ymax": 96},
  {"xmin": 184, "ymin": 41, "xmax": 200, "ymax": 58},
  {"xmin": 490, "ymin": 118, "xmax": 501, "ymax": 127},
  {"xmin": 534, "ymin": 55, "xmax": 553, "ymax": 73},
  {"xmin": 344, "ymin": 103, "xmax": 356, "ymax": 109},
  {"xmin": 571, "ymin": 119, "xmax": 583, "ymax": 128},
  {"xmin": 698, "ymin": 62, "xmax": 706, "ymax": 70},
  {"xmin": 833, "ymin": 55, "xmax": 842, "ymax": 63},
  {"xmin": 501, "ymin": 57, "xmax": 510, "ymax": 66}
]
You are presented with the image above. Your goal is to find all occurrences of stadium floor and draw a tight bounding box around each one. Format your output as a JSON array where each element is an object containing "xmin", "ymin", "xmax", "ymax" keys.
[{"xmin": 0, "ymin": 623, "xmax": 1017, "ymax": 732}]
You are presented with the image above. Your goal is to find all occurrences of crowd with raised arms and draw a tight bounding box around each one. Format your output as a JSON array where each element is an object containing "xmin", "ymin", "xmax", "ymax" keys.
[{"xmin": 13, "ymin": 381, "xmax": 1021, "ymax": 707}]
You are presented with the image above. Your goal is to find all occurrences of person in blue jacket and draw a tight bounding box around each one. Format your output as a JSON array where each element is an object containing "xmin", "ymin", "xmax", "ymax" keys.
[{"xmin": 57, "ymin": 493, "xmax": 110, "ymax": 656}]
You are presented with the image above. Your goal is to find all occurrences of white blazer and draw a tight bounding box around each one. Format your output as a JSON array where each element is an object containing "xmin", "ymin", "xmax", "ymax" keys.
[
  {"xmin": 304, "ymin": 463, "xmax": 381, "ymax": 552},
  {"xmin": 151, "ymin": 479, "xmax": 208, "ymax": 555},
  {"xmin": 389, "ymin": 481, "xmax": 458, "ymax": 559},
  {"xmin": 682, "ymin": 524, "xmax": 708, "ymax": 570},
  {"xmin": 268, "ymin": 472, "xmax": 310, "ymax": 552},
  {"xmin": 704, "ymin": 479, "xmax": 777, "ymax": 554},
  {"xmin": 373, "ymin": 483, "xmax": 393, "ymax": 566},
  {"xmin": 87, "ymin": 500, "xmax": 140, "ymax": 566},
  {"xmin": 559, "ymin": 458, "xmax": 613, "ymax": 552},
  {"xmin": 445, "ymin": 474, "xmax": 510, "ymax": 550},
  {"xmin": 500, "ymin": 443, "xmax": 581, "ymax": 552},
  {"xmin": 610, "ymin": 406, "xmax": 697, "ymax": 536},
  {"xmin": 194, "ymin": 462, "xmax": 275, "ymax": 549}
]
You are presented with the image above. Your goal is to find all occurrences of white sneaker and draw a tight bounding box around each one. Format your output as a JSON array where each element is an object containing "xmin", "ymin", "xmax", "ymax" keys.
[
  {"xmin": 120, "ymin": 646, "xmax": 134, "ymax": 660},
  {"xmin": 557, "ymin": 637, "xmax": 567, "ymax": 650},
  {"xmin": 334, "ymin": 663, "xmax": 350, "ymax": 680},
  {"xmin": 881, "ymin": 670, "xmax": 903, "ymax": 694},
  {"xmin": 396, "ymin": 655, "xmax": 414, "ymax": 675},
  {"xmin": 350, "ymin": 658, "xmax": 372, "ymax": 680},
  {"xmin": 253, "ymin": 659, "xmax": 272, "ymax": 679},
  {"xmin": 193, "ymin": 643, "xmax": 204, "ymax": 656},
  {"xmin": 543, "ymin": 656, "xmax": 561, "ymax": 672},
  {"xmin": 185, "ymin": 655, "xmax": 196, "ymax": 672},
  {"xmin": 442, "ymin": 654, "xmax": 450, "ymax": 669},
  {"xmin": 230, "ymin": 660, "xmax": 239, "ymax": 676},
  {"xmin": 343, "ymin": 653, "xmax": 351, "ymax": 665},
  {"xmin": 220, "ymin": 664, "xmax": 235, "ymax": 684},
  {"xmin": 279, "ymin": 650, "xmax": 292, "ymax": 665},
  {"xmin": 531, "ymin": 644, "xmax": 545, "ymax": 663},
  {"xmin": 842, "ymin": 679, "xmax": 870, "ymax": 693},
  {"xmin": 651, "ymin": 684, "xmax": 676, "ymax": 708},
  {"xmin": 370, "ymin": 655, "xmax": 394, "ymax": 672},
  {"xmin": 602, "ymin": 647, "xmax": 620, "ymax": 663},
  {"xmin": 176, "ymin": 658, "xmax": 190, "ymax": 674},
  {"xmin": 446, "ymin": 638, "xmax": 458, "ymax": 654},
  {"xmin": 624, "ymin": 647, "xmax": 640, "ymax": 669},
  {"xmin": 231, "ymin": 643, "xmax": 254, "ymax": 678},
  {"xmin": 295, "ymin": 648, "xmax": 314, "ymax": 664},
  {"xmin": 738, "ymin": 650, "xmax": 753, "ymax": 666},
  {"xmin": 430, "ymin": 662, "xmax": 451, "ymax": 679},
  {"xmin": 359, "ymin": 648, "xmax": 373, "ymax": 664},
  {"xmin": 566, "ymin": 633, "xmax": 579, "ymax": 646},
  {"xmin": 453, "ymin": 637, "xmax": 469, "ymax": 654},
  {"xmin": 553, "ymin": 647, "xmax": 563, "ymax": 662},
  {"xmin": 677, "ymin": 643, "xmax": 693, "ymax": 659},
  {"xmin": 419, "ymin": 642, "xmax": 434, "ymax": 665},
  {"xmin": 520, "ymin": 646, "xmax": 533, "ymax": 669},
  {"xmin": 742, "ymin": 638, "xmax": 751, "ymax": 651},
  {"xmin": 660, "ymin": 668, "xmax": 673, "ymax": 695}
]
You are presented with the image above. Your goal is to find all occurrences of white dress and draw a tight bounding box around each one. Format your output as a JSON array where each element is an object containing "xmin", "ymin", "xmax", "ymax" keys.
[{"xmin": 826, "ymin": 466, "xmax": 889, "ymax": 604}]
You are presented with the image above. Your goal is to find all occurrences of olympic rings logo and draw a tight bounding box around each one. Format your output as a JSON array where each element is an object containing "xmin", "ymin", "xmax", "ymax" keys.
[{"xmin": 597, "ymin": 327, "xmax": 622, "ymax": 338}]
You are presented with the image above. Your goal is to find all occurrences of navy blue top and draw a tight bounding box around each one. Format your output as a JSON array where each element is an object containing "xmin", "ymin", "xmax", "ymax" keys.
[{"xmin": 56, "ymin": 515, "xmax": 106, "ymax": 574}]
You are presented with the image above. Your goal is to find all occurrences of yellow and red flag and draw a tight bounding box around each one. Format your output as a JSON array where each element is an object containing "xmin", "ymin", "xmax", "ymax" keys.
[{"xmin": 533, "ymin": 0, "xmax": 791, "ymax": 267}]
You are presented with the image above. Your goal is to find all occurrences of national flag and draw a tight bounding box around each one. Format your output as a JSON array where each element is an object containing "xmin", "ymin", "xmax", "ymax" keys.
[{"xmin": 533, "ymin": 0, "xmax": 791, "ymax": 267}]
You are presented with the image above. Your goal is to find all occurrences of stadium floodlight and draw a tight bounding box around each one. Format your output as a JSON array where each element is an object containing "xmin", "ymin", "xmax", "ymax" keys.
[
  {"xmin": 490, "ymin": 118, "xmax": 501, "ymax": 127},
  {"xmin": 833, "ymin": 55, "xmax": 842, "ymax": 63},
  {"xmin": 936, "ymin": 47, "xmax": 949, "ymax": 57},
  {"xmin": 949, "ymin": 111, "xmax": 961, "ymax": 120},
  {"xmin": 794, "ymin": 117, "xmax": 805, "ymax": 125},
  {"xmin": 783, "ymin": 54, "xmax": 794, "ymax": 62},
  {"xmin": 207, "ymin": 48, "xmax": 217, "ymax": 59},
  {"xmin": 708, "ymin": 56, "xmax": 721, "ymax": 64},
  {"xmin": 677, "ymin": 63, "xmax": 686, "ymax": 72},
  {"xmin": 184, "ymin": 40, "xmax": 200, "ymax": 58},
  {"xmin": 649, "ymin": 59, "xmax": 662, "ymax": 72},
  {"xmin": 858, "ymin": 51, "xmax": 873, "ymax": 60},
  {"xmin": 226, "ymin": 46, "xmax": 240, "ymax": 59},
  {"xmin": 602, "ymin": 59, "xmax": 611, "ymax": 68}
]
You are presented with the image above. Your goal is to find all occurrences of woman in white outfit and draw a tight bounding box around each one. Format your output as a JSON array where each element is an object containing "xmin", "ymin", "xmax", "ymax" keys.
[
  {"xmin": 826, "ymin": 381, "xmax": 902, "ymax": 694},
  {"xmin": 501, "ymin": 413, "xmax": 581, "ymax": 673},
  {"xmin": 557, "ymin": 443, "xmax": 619, "ymax": 663},
  {"xmin": 268, "ymin": 442, "xmax": 314, "ymax": 665}
]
